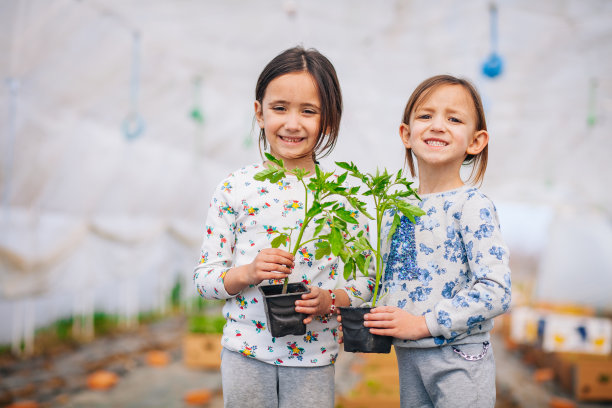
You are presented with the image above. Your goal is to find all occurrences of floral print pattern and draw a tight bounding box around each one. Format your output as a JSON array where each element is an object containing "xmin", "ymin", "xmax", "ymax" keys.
[
  {"xmin": 381, "ymin": 186, "xmax": 511, "ymax": 348},
  {"xmin": 194, "ymin": 163, "xmax": 374, "ymax": 367}
]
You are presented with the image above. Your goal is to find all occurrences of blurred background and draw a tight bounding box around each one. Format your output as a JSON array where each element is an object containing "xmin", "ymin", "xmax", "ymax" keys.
[{"xmin": 1, "ymin": 0, "xmax": 611, "ymax": 407}]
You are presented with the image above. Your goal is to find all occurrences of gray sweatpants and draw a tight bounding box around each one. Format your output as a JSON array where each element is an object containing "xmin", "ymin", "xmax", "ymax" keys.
[
  {"xmin": 395, "ymin": 342, "xmax": 496, "ymax": 408},
  {"xmin": 220, "ymin": 348, "xmax": 335, "ymax": 408}
]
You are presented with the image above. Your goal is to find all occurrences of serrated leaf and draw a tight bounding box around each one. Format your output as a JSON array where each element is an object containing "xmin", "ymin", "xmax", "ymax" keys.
[
  {"xmin": 387, "ymin": 213, "xmax": 401, "ymax": 241},
  {"xmin": 315, "ymin": 244, "xmax": 331, "ymax": 260},
  {"xmin": 271, "ymin": 234, "xmax": 288, "ymax": 248},
  {"xmin": 335, "ymin": 161, "xmax": 353, "ymax": 171},
  {"xmin": 306, "ymin": 201, "xmax": 322, "ymax": 218},
  {"xmin": 343, "ymin": 260, "xmax": 355, "ymax": 280},
  {"xmin": 313, "ymin": 221, "xmax": 325, "ymax": 237},
  {"xmin": 335, "ymin": 208, "xmax": 359, "ymax": 224},
  {"xmin": 253, "ymin": 168, "xmax": 276, "ymax": 181},
  {"xmin": 330, "ymin": 228, "xmax": 343, "ymax": 256},
  {"xmin": 363, "ymin": 254, "xmax": 372, "ymax": 274}
]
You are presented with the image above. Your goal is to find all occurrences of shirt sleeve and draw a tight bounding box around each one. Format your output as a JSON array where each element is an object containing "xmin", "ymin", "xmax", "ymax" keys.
[
  {"xmin": 193, "ymin": 178, "xmax": 237, "ymax": 300},
  {"xmin": 425, "ymin": 194, "xmax": 512, "ymax": 339}
]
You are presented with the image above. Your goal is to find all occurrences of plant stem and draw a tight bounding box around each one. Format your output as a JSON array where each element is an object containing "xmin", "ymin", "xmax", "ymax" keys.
[{"xmin": 281, "ymin": 176, "xmax": 312, "ymax": 294}]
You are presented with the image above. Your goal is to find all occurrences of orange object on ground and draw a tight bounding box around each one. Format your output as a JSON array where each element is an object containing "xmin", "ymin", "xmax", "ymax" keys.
[
  {"xmin": 533, "ymin": 367, "xmax": 555, "ymax": 383},
  {"xmin": 146, "ymin": 350, "xmax": 170, "ymax": 366},
  {"xmin": 6, "ymin": 401, "xmax": 39, "ymax": 408},
  {"xmin": 86, "ymin": 370, "xmax": 119, "ymax": 390},
  {"xmin": 549, "ymin": 397, "xmax": 576, "ymax": 408},
  {"xmin": 184, "ymin": 389, "xmax": 213, "ymax": 405}
]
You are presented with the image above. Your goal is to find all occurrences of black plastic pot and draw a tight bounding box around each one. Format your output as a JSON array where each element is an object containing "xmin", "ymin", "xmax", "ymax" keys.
[
  {"xmin": 259, "ymin": 282, "xmax": 310, "ymax": 338},
  {"xmin": 339, "ymin": 307, "xmax": 392, "ymax": 353}
]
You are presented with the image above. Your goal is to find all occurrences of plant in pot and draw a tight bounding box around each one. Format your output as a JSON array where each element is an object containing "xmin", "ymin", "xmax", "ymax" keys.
[
  {"xmin": 253, "ymin": 153, "xmax": 368, "ymax": 338},
  {"xmin": 335, "ymin": 161, "xmax": 425, "ymax": 353}
]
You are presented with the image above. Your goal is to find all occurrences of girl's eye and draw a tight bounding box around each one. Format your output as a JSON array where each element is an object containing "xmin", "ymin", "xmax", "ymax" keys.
[
  {"xmin": 303, "ymin": 109, "xmax": 317, "ymax": 115},
  {"xmin": 417, "ymin": 114, "xmax": 431, "ymax": 120},
  {"xmin": 449, "ymin": 117, "xmax": 462, "ymax": 123},
  {"xmin": 272, "ymin": 106, "xmax": 286, "ymax": 112}
]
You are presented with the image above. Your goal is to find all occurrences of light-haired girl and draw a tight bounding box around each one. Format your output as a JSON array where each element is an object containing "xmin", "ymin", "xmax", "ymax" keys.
[
  {"xmin": 193, "ymin": 46, "xmax": 373, "ymax": 407},
  {"xmin": 364, "ymin": 75, "xmax": 512, "ymax": 408}
]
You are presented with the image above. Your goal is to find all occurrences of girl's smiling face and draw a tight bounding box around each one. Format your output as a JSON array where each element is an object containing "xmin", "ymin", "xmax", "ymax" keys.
[
  {"xmin": 255, "ymin": 71, "xmax": 321, "ymax": 172},
  {"xmin": 400, "ymin": 84, "xmax": 488, "ymax": 178}
]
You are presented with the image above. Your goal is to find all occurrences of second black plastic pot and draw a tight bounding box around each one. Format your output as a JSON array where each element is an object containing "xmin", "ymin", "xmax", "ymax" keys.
[
  {"xmin": 339, "ymin": 306, "xmax": 392, "ymax": 353},
  {"xmin": 259, "ymin": 282, "xmax": 310, "ymax": 338}
]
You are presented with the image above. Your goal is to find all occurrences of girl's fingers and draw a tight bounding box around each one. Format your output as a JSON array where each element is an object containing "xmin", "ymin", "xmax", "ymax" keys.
[
  {"xmin": 370, "ymin": 306, "xmax": 394, "ymax": 314},
  {"xmin": 300, "ymin": 289, "xmax": 318, "ymax": 300},
  {"xmin": 364, "ymin": 311, "xmax": 391, "ymax": 321},
  {"xmin": 261, "ymin": 256, "xmax": 293, "ymax": 268},
  {"xmin": 364, "ymin": 319, "xmax": 393, "ymax": 328},
  {"xmin": 261, "ymin": 262, "xmax": 292, "ymax": 274},
  {"xmin": 368, "ymin": 328, "xmax": 393, "ymax": 336},
  {"xmin": 295, "ymin": 298, "xmax": 317, "ymax": 306}
]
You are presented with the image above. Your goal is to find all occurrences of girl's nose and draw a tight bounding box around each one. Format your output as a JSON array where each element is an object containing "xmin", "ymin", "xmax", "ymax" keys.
[
  {"xmin": 284, "ymin": 111, "xmax": 300, "ymax": 130},
  {"xmin": 431, "ymin": 115, "xmax": 445, "ymax": 132}
]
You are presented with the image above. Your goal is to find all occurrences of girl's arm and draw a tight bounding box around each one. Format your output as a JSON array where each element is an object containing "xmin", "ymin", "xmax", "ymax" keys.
[
  {"xmin": 222, "ymin": 248, "xmax": 294, "ymax": 295},
  {"xmin": 193, "ymin": 180, "xmax": 241, "ymax": 300},
  {"xmin": 194, "ymin": 176, "xmax": 296, "ymax": 299}
]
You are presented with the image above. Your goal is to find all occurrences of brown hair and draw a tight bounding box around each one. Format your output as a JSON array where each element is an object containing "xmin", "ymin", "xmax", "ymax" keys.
[
  {"xmin": 401, "ymin": 75, "xmax": 488, "ymax": 185},
  {"xmin": 255, "ymin": 46, "xmax": 342, "ymax": 162}
]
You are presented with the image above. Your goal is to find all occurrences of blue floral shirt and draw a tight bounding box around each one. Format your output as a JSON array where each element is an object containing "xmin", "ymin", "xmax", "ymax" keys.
[
  {"xmin": 194, "ymin": 163, "xmax": 374, "ymax": 366},
  {"xmin": 381, "ymin": 185, "xmax": 511, "ymax": 348}
]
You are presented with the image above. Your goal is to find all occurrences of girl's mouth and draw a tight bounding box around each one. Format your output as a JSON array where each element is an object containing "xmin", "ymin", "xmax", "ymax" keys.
[
  {"xmin": 425, "ymin": 139, "xmax": 447, "ymax": 147},
  {"xmin": 279, "ymin": 136, "xmax": 305, "ymax": 143}
]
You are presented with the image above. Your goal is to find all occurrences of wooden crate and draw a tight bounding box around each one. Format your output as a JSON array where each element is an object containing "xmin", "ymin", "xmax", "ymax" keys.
[
  {"xmin": 182, "ymin": 333, "xmax": 223, "ymax": 369},
  {"xmin": 574, "ymin": 359, "xmax": 612, "ymax": 401}
]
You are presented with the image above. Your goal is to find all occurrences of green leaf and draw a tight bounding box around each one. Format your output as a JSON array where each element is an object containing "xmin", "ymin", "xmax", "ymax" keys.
[
  {"xmin": 347, "ymin": 197, "xmax": 373, "ymax": 219},
  {"xmin": 387, "ymin": 213, "xmax": 401, "ymax": 241},
  {"xmin": 337, "ymin": 172, "xmax": 348, "ymax": 184},
  {"xmin": 335, "ymin": 161, "xmax": 354, "ymax": 172},
  {"xmin": 253, "ymin": 168, "xmax": 276, "ymax": 181},
  {"xmin": 315, "ymin": 244, "xmax": 331, "ymax": 260},
  {"xmin": 363, "ymin": 253, "xmax": 372, "ymax": 274},
  {"xmin": 269, "ymin": 170, "xmax": 285, "ymax": 183},
  {"xmin": 264, "ymin": 152, "xmax": 283, "ymax": 167},
  {"xmin": 335, "ymin": 208, "xmax": 359, "ymax": 224},
  {"xmin": 330, "ymin": 228, "xmax": 343, "ymax": 256},
  {"xmin": 271, "ymin": 234, "xmax": 288, "ymax": 248},
  {"xmin": 306, "ymin": 201, "xmax": 322, "ymax": 218},
  {"xmin": 343, "ymin": 260, "xmax": 355, "ymax": 280},
  {"xmin": 355, "ymin": 253, "xmax": 365, "ymax": 273},
  {"xmin": 313, "ymin": 221, "xmax": 325, "ymax": 237}
]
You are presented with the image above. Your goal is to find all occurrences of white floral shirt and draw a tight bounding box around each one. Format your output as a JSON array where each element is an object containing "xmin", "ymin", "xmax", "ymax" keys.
[
  {"xmin": 194, "ymin": 163, "xmax": 374, "ymax": 366},
  {"xmin": 381, "ymin": 185, "xmax": 512, "ymax": 348}
]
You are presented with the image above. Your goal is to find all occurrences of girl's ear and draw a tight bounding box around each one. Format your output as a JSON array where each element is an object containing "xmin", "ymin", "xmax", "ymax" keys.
[
  {"xmin": 399, "ymin": 123, "xmax": 411, "ymax": 149},
  {"xmin": 467, "ymin": 130, "xmax": 489, "ymax": 155},
  {"xmin": 254, "ymin": 101, "xmax": 264, "ymax": 128}
]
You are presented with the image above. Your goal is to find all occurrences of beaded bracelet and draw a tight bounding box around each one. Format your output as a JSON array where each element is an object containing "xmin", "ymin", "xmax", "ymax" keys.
[{"xmin": 328, "ymin": 289, "xmax": 336, "ymax": 314}]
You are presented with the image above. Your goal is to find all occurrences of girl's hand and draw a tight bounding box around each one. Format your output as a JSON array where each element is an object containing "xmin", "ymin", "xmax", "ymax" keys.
[
  {"xmin": 295, "ymin": 286, "xmax": 332, "ymax": 324},
  {"xmin": 336, "ymin": 313, "xmax": 344, "ymax": 343},
  {"xmin": 245, "ymin": 248, "xmax": 294, "ymax": 286},
  {"xmin": 363, "ymin": 306, "xmax": 431, "ymax": 340}
]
